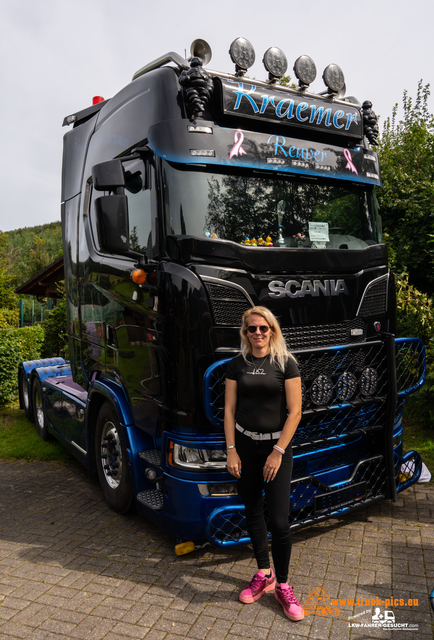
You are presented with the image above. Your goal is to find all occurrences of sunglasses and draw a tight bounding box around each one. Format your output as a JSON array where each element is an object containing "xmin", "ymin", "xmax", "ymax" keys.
[{"xmin": 246, "ymin": 325, "xmax": 270, "ymax": 334}]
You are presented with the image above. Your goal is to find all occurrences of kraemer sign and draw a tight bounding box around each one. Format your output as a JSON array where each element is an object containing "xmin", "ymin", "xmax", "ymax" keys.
[{"xmin": 219, "ymin": 78, "xmax": 363, "ymax": 139}]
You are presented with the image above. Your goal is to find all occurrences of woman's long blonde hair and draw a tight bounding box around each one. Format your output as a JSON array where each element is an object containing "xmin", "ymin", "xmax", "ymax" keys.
[{"xmin": 240, "ymin": 306, "xmax": 295, "ymax": 372}]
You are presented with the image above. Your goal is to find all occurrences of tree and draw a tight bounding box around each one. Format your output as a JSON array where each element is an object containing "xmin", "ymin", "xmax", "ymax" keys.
[
  {"xmin": 28, "ymin": 236, "xmax": 50, "ymax": 276},
  {"xmin": 0, "ymin": 231, "xmax": 18, "ymax": 313},
  {"xmin": 377, "ymin": 81, "xmax": 434, "ymax": 293}
]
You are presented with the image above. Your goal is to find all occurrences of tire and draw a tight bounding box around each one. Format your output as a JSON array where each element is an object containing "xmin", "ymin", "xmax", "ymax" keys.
[
  {"xmin": 32, "ymin": 378, "xmax": 49, "ymax": 440},
  {"xmin": 95, "ymin": 402, "xmax": 134, "ymax": 514},
  {"xmin": 19, "ymin": 369, "xmax": 34, "ymax": 422}
]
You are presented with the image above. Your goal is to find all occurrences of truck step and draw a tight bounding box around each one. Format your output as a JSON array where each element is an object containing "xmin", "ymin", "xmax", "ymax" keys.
[
  {"xmin": 138, "ymin": 449, "xmax": 161, "ymax": 465},
  {"xmin": 137, "ymin": 489, "xmax": 164, "ymax": 510}
]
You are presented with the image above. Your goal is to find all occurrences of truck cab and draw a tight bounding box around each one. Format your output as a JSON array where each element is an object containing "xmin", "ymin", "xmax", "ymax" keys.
[{"xmin": 19, "ymin": 38, "xmax": 425, "ymax": 553}]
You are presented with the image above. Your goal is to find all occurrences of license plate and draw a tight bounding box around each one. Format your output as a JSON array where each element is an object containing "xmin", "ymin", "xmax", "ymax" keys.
[{"xmin": 314, "ymin": 481, "xmax": 366, "ymax": 512}]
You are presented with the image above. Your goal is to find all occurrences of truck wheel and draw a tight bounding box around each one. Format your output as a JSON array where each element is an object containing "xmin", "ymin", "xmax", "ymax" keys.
[
  {"xmin": 19, "ymin": 369, "xmax": 34, "ymax": 422},
  {"xmin": 95, "ymin": 403, "xmax": 134, "ymax": 514},
  {"xmin": 32, "ymin": 378, "xmax": 48, "ymax": 440}
]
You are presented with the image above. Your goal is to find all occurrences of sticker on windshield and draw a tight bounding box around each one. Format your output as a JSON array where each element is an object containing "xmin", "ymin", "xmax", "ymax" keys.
[{"xmin": 309, "ymin": 222, "xmax": 330, "ymax": 249}]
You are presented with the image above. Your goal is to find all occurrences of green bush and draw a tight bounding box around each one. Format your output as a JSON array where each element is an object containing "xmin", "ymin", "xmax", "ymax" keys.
[
  {"xmin": 0, "ymin": 307, "xmax": 19, "ymax": 329},
  {"xmin": 395, "ymin": 274, "xmax": 434, "ymax": 426},
  {"xmin": 0, "ymin": 324, "xmax": 45, "ymax": 406}
]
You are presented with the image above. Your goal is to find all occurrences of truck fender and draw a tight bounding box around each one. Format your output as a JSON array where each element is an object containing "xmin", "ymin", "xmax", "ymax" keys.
[
  {"xmin": 18, "ymin": 358, "xmax": 67, "ymax": 419},
  {"xmin": 86, "ymin": 379, "xmax": 137, "ymax": 470},
  {"xmin": 87, "ymin": 379, "xmax": 134, "ymax": 427}
]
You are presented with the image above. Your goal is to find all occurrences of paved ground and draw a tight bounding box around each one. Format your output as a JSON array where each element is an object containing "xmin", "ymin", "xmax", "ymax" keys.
[{"xmin": 0, "ymin": 459, "xmax": 433, "ymax": 640}]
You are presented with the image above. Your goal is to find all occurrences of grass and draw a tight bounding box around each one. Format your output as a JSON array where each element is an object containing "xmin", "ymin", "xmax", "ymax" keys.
[{"xmin": 0, "ymin": 403, "xmax": 74, "ymax": 463}]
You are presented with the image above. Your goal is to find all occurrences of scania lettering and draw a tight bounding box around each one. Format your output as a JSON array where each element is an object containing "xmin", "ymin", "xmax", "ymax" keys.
[
  {"xmin": 18, "ymin": 39, "xmax": 425, "ymax": 555},
  {"xmin": 268, "ymin": 279, "xmax": 349, "ymax": 298}
]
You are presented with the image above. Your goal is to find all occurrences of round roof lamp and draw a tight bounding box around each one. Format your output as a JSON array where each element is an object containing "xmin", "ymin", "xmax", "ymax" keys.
[
  {"xmin": 293, "ymin": 55, "xmax": 317, "ymax": 89},
  {"xmin": 263, "ymin": 47, "xmax": 288, "ymax": 81},
  {"xmin": 229, "ymin": 37, "xmax": 255, "ymax": 75},
  {"xmin": 322, "ymin": 64, "xmax": 345, "ymax": 95}
]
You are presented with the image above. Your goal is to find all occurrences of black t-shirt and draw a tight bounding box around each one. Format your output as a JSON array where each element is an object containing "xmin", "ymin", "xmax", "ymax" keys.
[{"xmin": 226, "ymin": 353, "xmax": 300, "ymax": 433}]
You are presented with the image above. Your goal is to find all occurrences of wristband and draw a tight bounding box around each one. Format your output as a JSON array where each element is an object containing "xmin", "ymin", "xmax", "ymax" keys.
[
  {"xmin": 273, "ymin": 444, "xmax": 285, "ymax": 455},
  {"xmin": 227, "ymin": 445, "xmax": 236, "ymax": 450}
]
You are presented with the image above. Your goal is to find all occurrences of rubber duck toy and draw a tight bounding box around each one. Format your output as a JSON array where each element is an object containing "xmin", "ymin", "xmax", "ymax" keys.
[
  {"xmin": 241, "ymin": 236, "xmax": 250, "ymax": 245},
  {"xmin": 251, "ymin": 238, "xmax": 258, "ymax": 246},
  {"xmin": 258, "ymin": 237, "xmax": 265, "ymax": 246},
  {"xmin": 265, "ymin": 235, "xmax": 273, "ymax": 246}
]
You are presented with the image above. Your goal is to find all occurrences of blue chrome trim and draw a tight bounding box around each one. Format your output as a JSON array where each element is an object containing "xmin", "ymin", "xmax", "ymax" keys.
[
  {"xmin": 395, "ymin": 337, "xmax": 426, "ymax": 396},
  {"xmin": 203, "ymin": 357, "xmax": 232, "ymax": 428}
]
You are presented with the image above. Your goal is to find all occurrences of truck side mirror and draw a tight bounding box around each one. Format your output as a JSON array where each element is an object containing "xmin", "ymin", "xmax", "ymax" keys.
[
  {"xmin": 92, "ymin": 159, "xmax": 125, "ymax": 191},
  {"xmin": 95, "ymin": 195, "xmax": 131, "ymax": 254}
]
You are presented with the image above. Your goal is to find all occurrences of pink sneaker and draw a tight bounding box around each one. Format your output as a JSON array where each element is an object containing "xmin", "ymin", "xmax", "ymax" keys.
[
  {"xmin": 239, "ymin": 569, "xmax": 276, "ymax": 603},
  {"xmin": 275, "ymin": 584, "xmax": 304, "ymax": 621}
]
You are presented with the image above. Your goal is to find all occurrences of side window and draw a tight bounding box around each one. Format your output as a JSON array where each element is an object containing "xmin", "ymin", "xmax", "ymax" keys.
[{"xmin": 89, "ymin": 158, "xmax": 154, "ymax": 259}]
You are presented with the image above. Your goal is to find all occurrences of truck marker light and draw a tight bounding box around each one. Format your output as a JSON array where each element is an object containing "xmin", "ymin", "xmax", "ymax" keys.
[
  {"xmin": 168, "ymin": 441, "xmax": 174, "ymax": 467},
  {"xmin": 132, "ymin": 269, "xmax": 146, "ymax": 284},
  {"xmin": 93, "ymin": 96, "xmax": 105, "ymax": 104},
  {"xmin": 190, "ymin": 149, "xmax": 215, "ymax": 157},
  {"xmin": 188, "ymin": 125, "xmax": 213, "ymax": 134},
  {"xmin": 266, "ymin": 158, "xmax": 286, "ymax": 165}
]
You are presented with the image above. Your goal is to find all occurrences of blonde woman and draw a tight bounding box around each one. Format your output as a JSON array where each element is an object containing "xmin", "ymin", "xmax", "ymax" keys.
[{"xmin": 224, "ymin": 306, "xmax": 304, "ymax": 621}]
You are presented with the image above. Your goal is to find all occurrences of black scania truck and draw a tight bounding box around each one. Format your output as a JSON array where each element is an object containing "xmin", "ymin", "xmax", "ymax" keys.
[{"xmin": 19, "ymin": 39, "xmax": 425, "ymax": 554}]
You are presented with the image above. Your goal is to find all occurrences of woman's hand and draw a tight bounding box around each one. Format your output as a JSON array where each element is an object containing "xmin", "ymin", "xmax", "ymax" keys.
[
  {"xmin": 226, "ymin": 448, "xmax": 242, "ymax": 478},
  {"xmin": 263, "ymin": 449, "xmax": 283, "ymax": 482}
]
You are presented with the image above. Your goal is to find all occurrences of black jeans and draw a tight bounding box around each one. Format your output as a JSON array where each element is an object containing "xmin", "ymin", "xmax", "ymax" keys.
[{"xmin": 235, "ymin": 429, "xmax": 293, "ymax": 584}]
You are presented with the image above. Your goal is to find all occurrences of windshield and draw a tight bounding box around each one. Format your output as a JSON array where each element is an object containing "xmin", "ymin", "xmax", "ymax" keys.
[{"xmin": 162, "ymin": 162, "xmax": 381, "ymax": 250}]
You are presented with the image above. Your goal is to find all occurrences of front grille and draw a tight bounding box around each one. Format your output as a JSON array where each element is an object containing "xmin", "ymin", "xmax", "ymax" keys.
[
  {"xmin": 281, "ymin": 318, "xmax": 366, "ymax": 350},
  {"xmin": 205, "ymin": 283, "xmax": 251, "ymax": 325},
  {"xmin": 358, "ymin": 278, "xmax": 387, "ymax": 317},
  {"xmin": 204, "ymin": 340, "xmax": 389, "ymax": 434},
  {"xmin": 292, "ymin": 445, "xmax": 364, "ymax": 479}
]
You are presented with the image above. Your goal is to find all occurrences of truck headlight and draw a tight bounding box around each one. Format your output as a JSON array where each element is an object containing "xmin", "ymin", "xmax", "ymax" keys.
[{"xmin": 167, "ymin": 442, "xmax": 227, "ymax": 471}]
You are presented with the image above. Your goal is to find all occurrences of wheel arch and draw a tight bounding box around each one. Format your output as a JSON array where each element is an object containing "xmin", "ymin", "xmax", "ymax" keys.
[{"xmin": 87, "ymin": 379, "xmax": 134, "ymax": 475}]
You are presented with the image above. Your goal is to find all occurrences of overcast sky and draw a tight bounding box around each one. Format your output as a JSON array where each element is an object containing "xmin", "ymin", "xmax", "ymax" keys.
[{"xmin": 0, "ymin": 0, "xmax": 432, "ymax": 233}]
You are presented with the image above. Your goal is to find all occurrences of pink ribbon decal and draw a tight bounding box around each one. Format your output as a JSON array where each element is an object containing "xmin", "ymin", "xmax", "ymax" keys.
[
  {"xmin": 344, "ymin": 149, "xmax": 358, "ymax": 176},
  {"xmin": 230, "ymin": 130, "xmax": 247, "ymax": 159}
]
